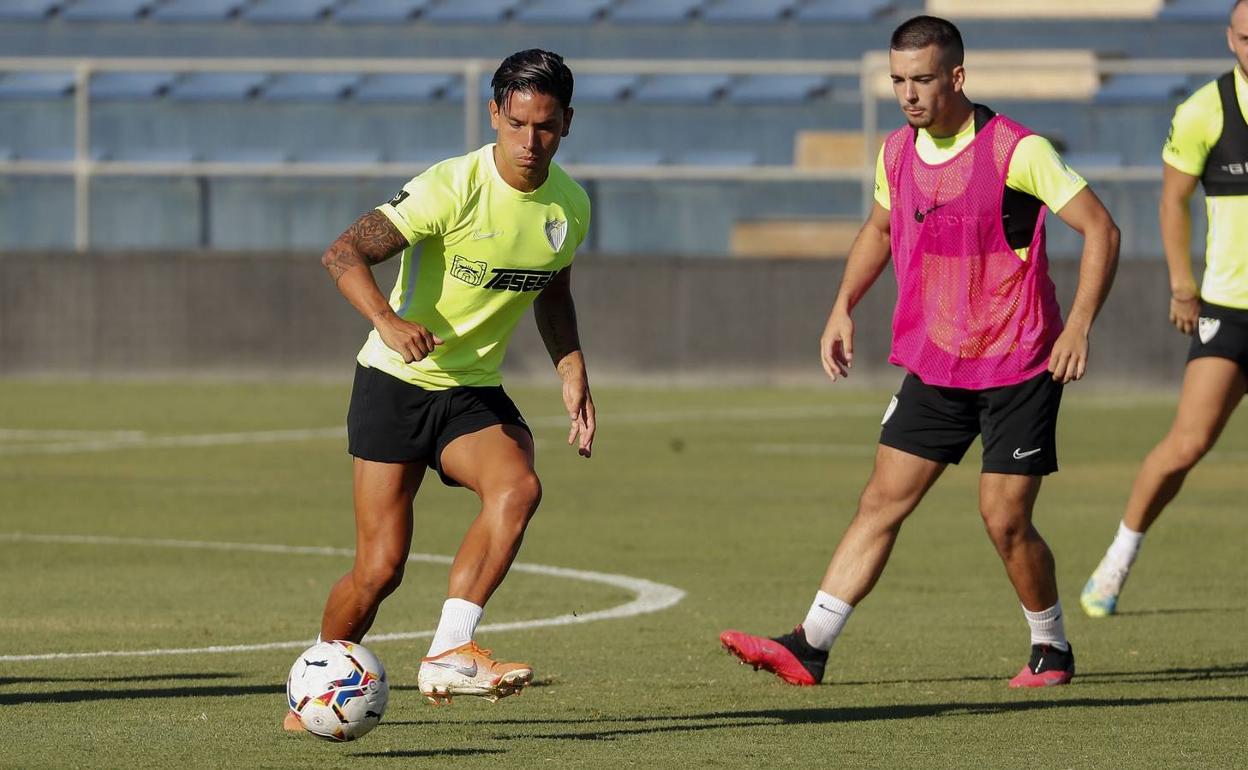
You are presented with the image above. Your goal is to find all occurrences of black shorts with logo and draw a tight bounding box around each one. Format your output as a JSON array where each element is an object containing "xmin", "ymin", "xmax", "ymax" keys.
[
  {"xmin": 346, "ymin": 364, "xmax": 531, "ymax": 486},
  {"xmin": 1187, "ymin": 301, "xmax": 1248, "ymax": 374},
  {"xmin": 879, "ymin": 370, "xmax": 1064, "ymax": 476}
]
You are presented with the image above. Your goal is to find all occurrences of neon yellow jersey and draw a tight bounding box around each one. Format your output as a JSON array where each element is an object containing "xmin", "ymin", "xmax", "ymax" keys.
[
  {"xmin": 1162, "ymin": 67, "xmax": 1248, "ymax": 309},
  {"xmin": 358, "ymin": 144, "xmax": 591, "ymax": 389}
]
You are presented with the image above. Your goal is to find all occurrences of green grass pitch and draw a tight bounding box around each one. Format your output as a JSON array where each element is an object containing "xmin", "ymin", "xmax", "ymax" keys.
[{"xmin": 1, "ymin": 379, "xmax": 1245, "ymax": 769}]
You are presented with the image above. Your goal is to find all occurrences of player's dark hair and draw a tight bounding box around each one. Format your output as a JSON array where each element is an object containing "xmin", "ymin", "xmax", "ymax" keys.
[
  {"xmin": 491, "ymin": 49, "xmax": 574, "ymax": 111},
  {"xmin": 890, "ymin": 15, "xmax": 964, "ymax": 69}
]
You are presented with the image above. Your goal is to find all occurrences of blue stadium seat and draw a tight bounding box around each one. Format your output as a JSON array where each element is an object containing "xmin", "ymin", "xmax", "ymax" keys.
[
  {"xmin": 0, "ymin": 1, "xmax": 62, "ymax": 21},
  {"xmin": 795, "ymin": 0, "xmax": 890, "ymax": 22},
  {"xmin": 421, "ymin": 0, "xmax": 517, "ymax": 23},
  {"xmin": 672, "ymin": 149, "xmax": 758, "ymax": 166},
  {"xmin": 727, "ymin": 74, "xmax": 830, "ymax": 105},
  {"xmin": 167, "ymin": 73, "xmax": 269, "ymax": 100},
  {"xmin": 441, "ymin": 73, "xmax": 497, "ymax": 102},
  {"xmin": 16, "ymin": 147, "xmax": 107, "ymax": 160},
  {"xmin": 573, "ymin": 149, "xmax": 664, "ymax": 165},
  {"xmin": 1158, "ymin": 0, "xmax": 1229, "ymax": 22},
  {"xmin": 60, "ymin": 0, "xmax": 155, "ymax": 21},
  {"xmin": 630, "ymin": 74, "xmax": 733, "ymax": 104},
  {"xmin": 261, "ymin": 73, "xmax": 360, "ymax": 101},
  {"xmin": 241, "ymin": 0, "xmax": 335, "ymax": 23},
  {"xmin": 1095, "ymin": 74, "xmax": 1189, "ymax": 105},
  {"xmin": 607, "ymin": 0, "xmax": 703, "ymax": 24},
  {"xmin": 513, "ymin": 0, "xmax": 610, "ymax": 23},
  {"xmin": 701, "ymin": 0, "xmax": 797, "ymax": 24},
  {"xmin": 0, "ymin": 72, "xmax": 76, "ymax": 99},
  {"xmin": 352, "ymin": 73, "xmax": 454, "ymax": 102},
  {"xmin": 150, "ymin": 0, "xmax": 246, "ymax": 21},
  {"xmin": 294, "ymin": 148, "xmax": 385, "ymax": 163},
  {"xmin": 90, "ymin": 71, "xmax": 178, "ymax": 99},
  {"xmin": 389, "ymin": 146, "xmax": 466, "ymax": 163},
  {"xmin": 573, "ymin": 74, "xmax": 640, "ymax": 103},
  {"xmin": 202, "ymin": 148, "xmax": 290, "ymax": 162},
  {"xmin": 1064, "ymin": 151, "xmax": 1125, "ymax": 168},
  {"xmin": 111, "ymin": 147, "xmax": 200, "ymax": 162},
  {"xmin": 332, "ymin": 0, "xmax": 429, "ymax": 23}
]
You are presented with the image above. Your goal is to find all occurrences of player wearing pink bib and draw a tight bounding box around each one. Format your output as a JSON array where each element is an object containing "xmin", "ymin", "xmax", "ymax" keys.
[{"xmin": 721, "ymin": 16, "xmax": 1120, "ymax": 689}]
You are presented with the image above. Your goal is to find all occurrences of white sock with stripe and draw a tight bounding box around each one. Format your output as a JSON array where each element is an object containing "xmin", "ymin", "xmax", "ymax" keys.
[
  {"xmin": 800, "ymin": 591, "xmax": 854, "ymax": 651},
  {"xmin": 1104, "ymin": 521, "xmax": 1145, "ymax": 568},
  {"xmin": 1023, "ymin": 601, "xmax": 1069, "ymax": 651},
  {"xmin": 426, "ymin": 598, "xmax": 484, "ymax": 658}
]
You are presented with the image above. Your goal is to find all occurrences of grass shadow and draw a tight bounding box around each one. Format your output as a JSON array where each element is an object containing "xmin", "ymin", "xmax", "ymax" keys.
[
  {"xmin": 0, "ymin": 683, "xmax": 282, "ymax": 706},
  {"xmin": 351, "ymin": 747, "xmax": 507, "ymax": 758}
]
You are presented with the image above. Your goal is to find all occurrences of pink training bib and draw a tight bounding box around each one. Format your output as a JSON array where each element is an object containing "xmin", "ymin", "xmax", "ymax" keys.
[{"xmin": 883, "ymin": 114, "xmax": 1063, "ymax": 389}]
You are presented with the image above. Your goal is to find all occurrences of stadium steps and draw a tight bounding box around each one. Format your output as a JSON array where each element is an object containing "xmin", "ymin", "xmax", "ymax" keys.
[
  {"xmin": 60, "ymin": 0, "xmax": 157, "ymax": 21},
  {"xmin": 730, "ymin": 218, "xmax": 861, "ymax": 258},
  {"xmin": 607, "ymin": 0, "xmax": 704, "ymax": 24},
  {"xmin": 331, "ymin": 0, "xmax": 429, "ymax": 23},
  {"xmin": 925, "ymin": 0, "xmax": 1163, "ymax": 18},
  {"xmin": 513, "ymin": 0, "xmax": 613, "ymax": 24},
  {"xmin": 862, "ymin": 49, "xmax": 1101, "ymax": 101}
]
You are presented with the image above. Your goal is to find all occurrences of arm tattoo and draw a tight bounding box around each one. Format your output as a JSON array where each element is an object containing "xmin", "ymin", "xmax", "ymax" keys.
[
  {"xmin": 535, "ymin": 273, "xmax": 582, "ymax": 364},
  {"xmin": 322, "ymin": 210, "xmax": 410, "ymax": 284}
]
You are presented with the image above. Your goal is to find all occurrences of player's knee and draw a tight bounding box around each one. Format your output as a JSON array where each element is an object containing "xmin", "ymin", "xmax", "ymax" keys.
[
  {"xmin": 355, "ymin": 557, "xmax": 406, "ymax": 600},
  {"xmin": 1169, "ymin": 430, "xmax": 1214, "ymax": 468},
  {"xmin": 492, "ymin": 473, "xmax": 543, "ymax": 520},
  {"xmin": 855, "ymin": 487, "xmax": 910, "ymax": 530},
  {"xmin": 981, "ymin": 513, "xmax": 1027, "ymax": 552}
]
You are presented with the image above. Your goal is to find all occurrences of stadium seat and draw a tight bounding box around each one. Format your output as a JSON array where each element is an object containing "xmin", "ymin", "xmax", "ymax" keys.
[
  {"xmin": 573, "ymin": 149, "xmax": 664, "ymax": 165},
  {"xmin": 294, "ymin": 148, "xmax": 385, "ymax": 163},
  {"xmin": 241, "ymin": 0, "xmax": 336, "ymax": 22},
  {"xmin": 0, "ymin": 0, "xmax": 62, "ymax": 21},
  {"xmin": 352, "ymin": 73, "xmax": 455, "ymax": 102},
  {"xmin": 441, "ymin": 73, "xmax": 497, "ymax": 102},
  {"xmin": 202, "ymin": 148, "xmax": 290, "ymax": 162},
  {"xmin": 331, "ymin": 0, "xmax": 429, "ymax": 23},
  {"xmin": 794, "ymin": 131, "xmax": 886, "ymax": 168},
  {"xmin": 630, "ymin": 74, "xmax": 734, "ymax": 104},
  {"xmin": 150, "ymin": 0, "xmax": 247, "ymax": 21},
  {"xmin": 727, "ymin": 75, "xmax": 830, "ymax": 105},
  {"xmin": 1064, "ymin": 150, "xmax": 1125, "ymax": 168},
  {"xmin": 730, "ymin": 218, "xmax": 861, "ymax": 258},
  {"xmin": 167, "ymin": 72, "xmax": 269, "ymax": 100},
  {"xmin": 261, "ymin": 73, "xmax": 360, "ymax": 101},
  {"xmin": 607, "ymin": 0, "xmax": 703, "ymax": 24},
  {"xmin": 110, "ymin": 147, "xmax": 200, "ymax": 162},
  {"xmin": 0, "ymin": 72, "xmax": 76, "ymax": 99},
  {"xmin": 513, "ymin": 0, "xmax": 610, "ymax": 24},
  {"xmin": 421, "ymin": 0, "xmax": 517, "ymax": 23},
  {"xmin": 795, "ymin": 0, "xmax": 891, "ymax": 22},
  {"xmin": 1158, "ymin": 0, "xmax": 1228, "ymax": 22},
  {"xmin": 672, "ymin": 149, "xmax": 758, "ymax": 166},
  {"xmin": 1094, "ymin": 73, "xmax": 1189, "ymax": 104},
  {"xmin": 925, "ymin": 0, "xmax": 1162, "ymax": 18},
  {"xmin": 16, "ymin": 146, "xmax": 107, "ymax": 160},
  {"xmin": 701, "ymin": 0, "xmax": 796, "ymax": 24},
  {"xmin": 60, "ymin": 0, "xmax": 155, "ymax": 21},
  {"xmin": 573, "ymin": 74, "xmax": 640, "ymax": 103},
  {"xmin": 862, "ymin": 50, "xmax": 1100, "ymax": 101},
  {"xmin": 89, "ymin": 71, "xmax": 178, "ymax": 99},
  {"xmin": 389, "ymin": 146, "xmax": 465, "ymax": 163}
]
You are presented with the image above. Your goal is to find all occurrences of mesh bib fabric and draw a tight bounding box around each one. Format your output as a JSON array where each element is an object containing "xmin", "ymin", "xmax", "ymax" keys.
[{"xmin": 883, "ymin": 115, "xmax": 1063, "ymax": 389}]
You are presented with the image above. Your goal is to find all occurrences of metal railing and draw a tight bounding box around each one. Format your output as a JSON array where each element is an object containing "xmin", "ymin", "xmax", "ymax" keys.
[{"xmin": 0, "ymin": 55, "xmax": 1230, "ymax": 250}]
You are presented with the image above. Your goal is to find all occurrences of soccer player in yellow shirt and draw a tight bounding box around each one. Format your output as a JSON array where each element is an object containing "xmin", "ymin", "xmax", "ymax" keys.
[
  {"xmin": 1082, "ymin": 1, "xmax": 1248, "ymax": 616},
  {"xmin": 286, "ymin": 50, "xmax": 593, "ymax": 730}
]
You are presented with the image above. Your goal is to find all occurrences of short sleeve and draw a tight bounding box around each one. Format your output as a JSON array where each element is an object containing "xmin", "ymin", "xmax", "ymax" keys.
[
  {"xmin": 1161, "ymin": 86, "xmax": 1221, "ymax": 177},
  {"xmin": 1005, "ymin": 135, "xmax": 1088, "ymax": 214},
  {"xmin": 874, "ymin": 145, "xmax": 890, "ymax": 211},
  {"xmin": 374, "ymin": 169, "xmax": 459, "ymax": 246}
]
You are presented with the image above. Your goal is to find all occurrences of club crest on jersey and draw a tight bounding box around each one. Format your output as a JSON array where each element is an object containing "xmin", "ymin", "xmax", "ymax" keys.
[
  {"xmin": 450, "ymin": 255, "xmax": 488, "ymax": 286},
  {"xmin": 1198, "ymin": 316, "xmax": 1221, "ymax": 344},
  {"xmin": 544, "ymin": 219, "xmax": 567, "ymax": 251}
]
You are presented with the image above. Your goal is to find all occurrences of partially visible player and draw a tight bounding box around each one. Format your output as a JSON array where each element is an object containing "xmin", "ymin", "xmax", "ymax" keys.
[
  {"xmin": 285, "ymin": 49, "xmax": 594, "ymax": 731},
  {"xmin": 720, "ymin": 16, "xmax": 1120, "ymax": 688},
  {"xmin": 1082, "ymin": 0, "xmax": 1248, "ymax": 617}
]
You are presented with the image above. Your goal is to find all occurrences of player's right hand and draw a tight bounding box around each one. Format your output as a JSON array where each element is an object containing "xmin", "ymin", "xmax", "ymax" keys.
[
  {"xmin": 820, "ymin": 309, "xmax": 854, "ymax": 382},
  {"xmin": 376, "ymin": 314, "xmax": 443, "ymax": 363},
  {"xmin": 1169, "ymin": 293, "xmax": 1200, "ymax": 335}
]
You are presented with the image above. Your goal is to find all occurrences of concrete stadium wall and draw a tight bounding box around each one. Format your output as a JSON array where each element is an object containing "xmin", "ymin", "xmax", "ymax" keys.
[{"xmin": 0, "ymin": 251, "xmax": 1190, "ymax": 388}]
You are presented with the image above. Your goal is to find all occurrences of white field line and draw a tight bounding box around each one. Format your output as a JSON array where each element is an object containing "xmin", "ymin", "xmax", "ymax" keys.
[{"xmin": 0, "ymin": 532, "xmax": 685, "ymax": 662}]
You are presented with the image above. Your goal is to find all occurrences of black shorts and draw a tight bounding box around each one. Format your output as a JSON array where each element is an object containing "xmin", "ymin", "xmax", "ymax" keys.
[
  {"xmin": 1188, "ymin": 301, "xmax": 1248, "ymax": 374},
  {"xmin": 879, "ymin": 370, "xmax": 1063, "ymax": 476},
  {"xmin": 346, "ymin": 364, "xmax": 531, "ymax": 486}
]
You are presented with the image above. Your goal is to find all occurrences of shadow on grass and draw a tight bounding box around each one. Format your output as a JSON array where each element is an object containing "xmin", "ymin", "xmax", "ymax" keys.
[
  {"xmin": 0, "ymin": 672, "xmax": 240, "ymax": 687},
  {"xmin": 351, "ymin": 748, "xmax": 507, "ymax": 758},
  {"xmin": 1113, "ymin": 607, "xmax": 1244, "ymax": 617},
  {"xmin": 0, "ymin": 683, "xmax": 282, "ymax": 706},
  {"xmin": 831, "ymin": 661, "xmax": 1248, "ymax": 687}
]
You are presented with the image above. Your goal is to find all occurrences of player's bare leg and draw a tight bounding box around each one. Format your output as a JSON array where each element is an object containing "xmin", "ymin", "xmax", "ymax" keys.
[
  {"xmin": 287, "ymin": 458, "xmax": 424, "ymax": 732},
  {"xmin": 418, "ymin": 424, "xmax": 539, "ymax": 704},
  {"xmin": 721, "ymin": 445, "xmax": 945, "ymax": 685},
  {"xmin": 1083, "ymin": 357, "xmax": 1245, "ymax": 617},
  {"xmin": 979, "ymin": 473, "xmax": 1072, "ymax": 687}
]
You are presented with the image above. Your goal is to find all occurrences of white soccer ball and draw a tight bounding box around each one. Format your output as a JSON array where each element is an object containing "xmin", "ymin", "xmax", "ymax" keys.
[{"xmin": 286, "ymin": 640, "xmax": 389, "ymax": 742}]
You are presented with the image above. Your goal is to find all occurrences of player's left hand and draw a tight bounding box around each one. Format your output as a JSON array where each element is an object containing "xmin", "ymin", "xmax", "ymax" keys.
[
  {"xmin": 1048, "ymin": 327, "xmax": 1089, "ymax": 383},
  {"xmin": 562, "ymin": 378, "xmax": 595, "ymax": 458}
]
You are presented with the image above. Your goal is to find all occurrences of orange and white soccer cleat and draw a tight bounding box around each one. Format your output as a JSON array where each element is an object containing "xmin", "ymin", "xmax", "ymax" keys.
[{"xmin": 417, "ymin": 641, "xmax": 533, "ymax": 705}]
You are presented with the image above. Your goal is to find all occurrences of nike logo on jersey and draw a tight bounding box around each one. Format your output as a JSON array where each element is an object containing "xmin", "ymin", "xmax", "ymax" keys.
[
  {"xmin": 427, "ymin": 660, "xmax": 478, "ymax": 677},
  {"xmin": 914, "ymin": 202, "xmax": 946, "ymax": 223},
  {"xmin": 1013, "ymin": 447, "xmax": 1042, "ymax": 460},
  {"xmin": 471, "ymin": 230, "xmax": 503, "ymax": 240}
]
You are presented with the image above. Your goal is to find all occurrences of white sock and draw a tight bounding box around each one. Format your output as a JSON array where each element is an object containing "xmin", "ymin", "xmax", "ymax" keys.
[
  {"xmin": 1023, "ymin": 601, "xmax": 1069, "ymax": 651},
  {"xmin": 426, "ymin": 599, "xmax": 483, "ymax": 658},
  {"xmin": 800, "ymin": 591, "xmax": 853, "ymax": 651},
  {"xmin": 1104, "ymin": 521, "xmax": 1145, "ymax": 567}
]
